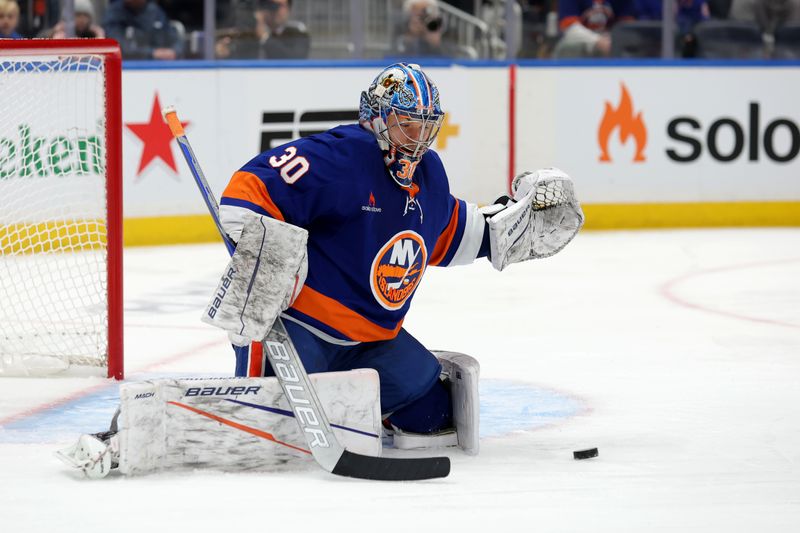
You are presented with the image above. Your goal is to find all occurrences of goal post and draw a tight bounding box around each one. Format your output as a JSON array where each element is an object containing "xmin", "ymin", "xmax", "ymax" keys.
[{"xmin": 0, "ymin": 39, "xmax": 123, "ymax": 379}]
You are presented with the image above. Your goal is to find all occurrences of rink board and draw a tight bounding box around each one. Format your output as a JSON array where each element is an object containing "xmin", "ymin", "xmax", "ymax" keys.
[
  {"xmin": 112, "ymin": 61, "xmax": 799, "ymax": 243},
  {"xmin": 119, "ymin": 65, "xmax": 507, "ymax": 218},
  {"xmin": 516, "ymin": 66, "xmax": 800, "ymax": 204}
]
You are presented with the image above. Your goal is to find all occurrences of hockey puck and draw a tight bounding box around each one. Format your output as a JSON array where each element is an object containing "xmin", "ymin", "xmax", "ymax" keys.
[{"xmin": 573, "ymin": 448, "xmax": 598, "ymax": 460}]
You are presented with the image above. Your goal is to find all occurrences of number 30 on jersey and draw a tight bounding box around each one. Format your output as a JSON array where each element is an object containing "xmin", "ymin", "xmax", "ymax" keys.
[{"xmin": 269, "ymin": 146, "xmax": 309, "ymax": 184}]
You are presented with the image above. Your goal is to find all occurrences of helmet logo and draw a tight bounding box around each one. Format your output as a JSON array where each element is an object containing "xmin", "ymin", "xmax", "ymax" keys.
[{"xmin": 382, "ymin": 75, "xmax": 399, "ymax": 89}]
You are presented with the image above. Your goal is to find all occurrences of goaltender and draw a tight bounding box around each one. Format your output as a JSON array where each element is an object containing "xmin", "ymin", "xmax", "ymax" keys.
[
  {"xmin": 59, "ymin": 63, "xmax": 583, "ymax": 478},
  {"xmin": 216, "ymin": 62, "xmax": 583, "ymax": 442}
]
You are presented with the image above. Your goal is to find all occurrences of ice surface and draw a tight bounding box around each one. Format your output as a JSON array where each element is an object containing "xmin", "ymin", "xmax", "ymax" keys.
[{"xmin": 1, "ymin": 229, "xmax": 799, "ymax": 532}]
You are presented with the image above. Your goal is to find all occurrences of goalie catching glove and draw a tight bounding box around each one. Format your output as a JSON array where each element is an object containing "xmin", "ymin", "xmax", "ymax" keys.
[
  {"xmin": 482, "ymin": 167, "xmax": 584, "ymax": 271},
  {"xmin": 203, "ymin": 213, "xmax": 308, "ymax": 346}
]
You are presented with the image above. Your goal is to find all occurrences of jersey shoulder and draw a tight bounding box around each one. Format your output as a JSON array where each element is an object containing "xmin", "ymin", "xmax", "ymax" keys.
[
  {"xmin": 240, "ymin": 124, "xmax": 381, "ymax": 190},
  {"xmin": 418, "ymin": 148, "xmax": 451, "ymax": 195}
]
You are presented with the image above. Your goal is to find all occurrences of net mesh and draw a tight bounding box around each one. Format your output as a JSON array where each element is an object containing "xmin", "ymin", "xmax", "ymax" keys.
[{"xmin": 0, "ymin": 54, "xmax": 109, "ymax": 375}]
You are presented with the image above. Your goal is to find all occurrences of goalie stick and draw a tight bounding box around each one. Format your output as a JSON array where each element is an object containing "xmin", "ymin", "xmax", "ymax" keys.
[{"xmin": 163, "ymin": 107, "xmax": 450, "ymax": 481}]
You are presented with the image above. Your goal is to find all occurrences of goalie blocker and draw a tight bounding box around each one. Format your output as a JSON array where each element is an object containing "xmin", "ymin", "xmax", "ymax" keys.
[{"xmin": 203, "ymin": 213, "xmax": 308, "ymax": 347}]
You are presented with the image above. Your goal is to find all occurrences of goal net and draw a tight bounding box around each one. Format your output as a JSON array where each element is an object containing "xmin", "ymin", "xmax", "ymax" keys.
[{"xmin": 0, "ymin": 40, "xmax": 123, "ymax": 378}]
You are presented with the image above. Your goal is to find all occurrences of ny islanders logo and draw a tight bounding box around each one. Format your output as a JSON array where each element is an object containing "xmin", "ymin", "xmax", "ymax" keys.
[{"xmin": 370, "ymin": 231, "xmax": 427, "ymax": 311}]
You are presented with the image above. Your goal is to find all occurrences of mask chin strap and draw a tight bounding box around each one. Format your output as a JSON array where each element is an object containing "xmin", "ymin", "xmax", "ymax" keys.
[
  {"xmin": 380, "ymin": 145, "xmax": 423, "ymax": 222},
  {"xmin": 382, "ymin": 148, "xmax": 424, "ymax": 224},
  {"xmin": 383, "ymin": 148, "xmax": 419, "ymax": 189}
]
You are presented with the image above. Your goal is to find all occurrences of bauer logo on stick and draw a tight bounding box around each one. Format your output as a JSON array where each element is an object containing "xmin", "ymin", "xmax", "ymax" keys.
[
  {"xmin": 207, "ymin": 267, "xmax": 235, "ymax": 319},
  {"xmin": 370, "ymin": 231, "xmax": 427, "ymax": 311},
  {"xmin": 264, "ymin": 340, "xmax": 330, "ymax": 449}
]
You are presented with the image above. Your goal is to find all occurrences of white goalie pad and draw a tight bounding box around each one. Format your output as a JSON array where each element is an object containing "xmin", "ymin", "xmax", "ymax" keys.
[
  {"xmin": 202, "ymin": 214, "xmax": 308, "ymax": 345},
  {"xmin": 117, "ymin": 371, "xmax": 381, "ymax": 475},
  {"xmin": 436, "ymin": 351, "xmax": 480, "ymax": 455},
  {"xmin": 486, "ymin": 168, "xmax": 584, "ymax": 271},
  {"xmin": 391, "ymin": 351, "xmax": 480, "ymax": 455}
]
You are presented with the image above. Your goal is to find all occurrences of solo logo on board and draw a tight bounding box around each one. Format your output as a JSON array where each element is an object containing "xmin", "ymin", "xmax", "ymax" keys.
[
  {"xmin": 666, "ymin": 103, "xmax": 800, "ymax": 163},
  {"xmin": 598, "ymin": 83, "xmax": 647, "ymax": 163},
  {"xmin": 600, "ymin": 83, "xmax": 799, "ymax": 164}
]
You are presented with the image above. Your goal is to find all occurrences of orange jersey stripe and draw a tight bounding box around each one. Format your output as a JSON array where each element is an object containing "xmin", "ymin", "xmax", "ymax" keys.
[
  {"xmin": 429, "ymin": 198, "xmax": 460, "ymax": 266},
  {"xmin": 291, "ymin": 286, "xmax": 404, "ymax": 341},
  {"xmin": 560, "ymin": 16, "xmax": 581, "ymax": 31},
  {"xmin": 223, "ymin": 171, "xmax": 285, "ymax": 222},
  {"xmin": 248, "ymin": 341, "xmax": 264, "ymax": 377}
]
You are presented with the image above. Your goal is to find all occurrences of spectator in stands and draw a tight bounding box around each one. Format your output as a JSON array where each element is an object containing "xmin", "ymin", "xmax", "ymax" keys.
[
  {"xmin": 707, "ymin": 0, "xmax": 732, "ymax": 19},
  {"xmin": 215, "ymin": 0, "xmax": 310, "ymax": 60},
  {"xmin": 11, "ymin": 0, "xmax": 62, "ymax": 37},
  {"xmin": 103, "ymin": 0, "xmax": 184, "ymax": 60},
  {"xmin": 518, "ymin": 0, "xmax": 561, "ymax": 58},
  {"xmin": 635, "ymin": 0, "xmax": 709, "ymax": 34},
  {"xmin": 440, "ymin": 0, "xmax": 476, "ymax": 15},
  {"xmin": 393, "ymin": 0, "xmax": 458, "ymax": 57},
  {"xmin": 39, "ymin": 0, "xmax": 105, "ymax": 39},
  {"xmin": 158, "ymin": 0, "xmax": 203, "ymax": 32},
  {"xmin": 0, "ymin": 0, "xmax": 23, "ymax": 39},
  {"xmin": 730, "ymin": 0, "xmax": 800, "ymax": 35},
  {"xmin": 553, "ymin": 0, "xmax": 636, "ymax": 57},
  {"xmin": 634, "ymin": 0, "xmax": 709, "ymax": 56}
]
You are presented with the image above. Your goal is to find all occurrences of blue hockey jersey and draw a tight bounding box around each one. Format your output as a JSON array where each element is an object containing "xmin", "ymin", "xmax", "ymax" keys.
[{"xmin": 220, "ymin": 124, "xmax": 487, "ymax": 343}]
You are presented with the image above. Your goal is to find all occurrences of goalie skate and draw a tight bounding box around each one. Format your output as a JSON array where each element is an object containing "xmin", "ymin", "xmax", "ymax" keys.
[
  {"xmin": 55, "ymin": 432, "xmax": 118, "ymax": 480},
  {"xmin": 387, "ymin": 351, "xmax": 480, "ymax": 454},
  {"xmin": 391, "ymin": 425, "xmax": 459, "ymax": 450}
]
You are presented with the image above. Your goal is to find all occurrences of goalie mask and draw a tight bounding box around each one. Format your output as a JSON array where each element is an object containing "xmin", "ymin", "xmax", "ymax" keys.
[{"xmin": 359, "ymin": 63, "xmax": 444, "ymax": 188}]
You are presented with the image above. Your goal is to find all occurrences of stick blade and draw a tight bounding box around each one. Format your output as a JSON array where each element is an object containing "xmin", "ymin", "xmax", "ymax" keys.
[{"xmin": 331, "ymin": 450, "xmax": 450, "ymax": 481}]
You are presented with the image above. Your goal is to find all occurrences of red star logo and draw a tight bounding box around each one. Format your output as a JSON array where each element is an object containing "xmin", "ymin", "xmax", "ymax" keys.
[{"xmin": 125, "ymin": 93, "xmax": 189, "ymax": 176}]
